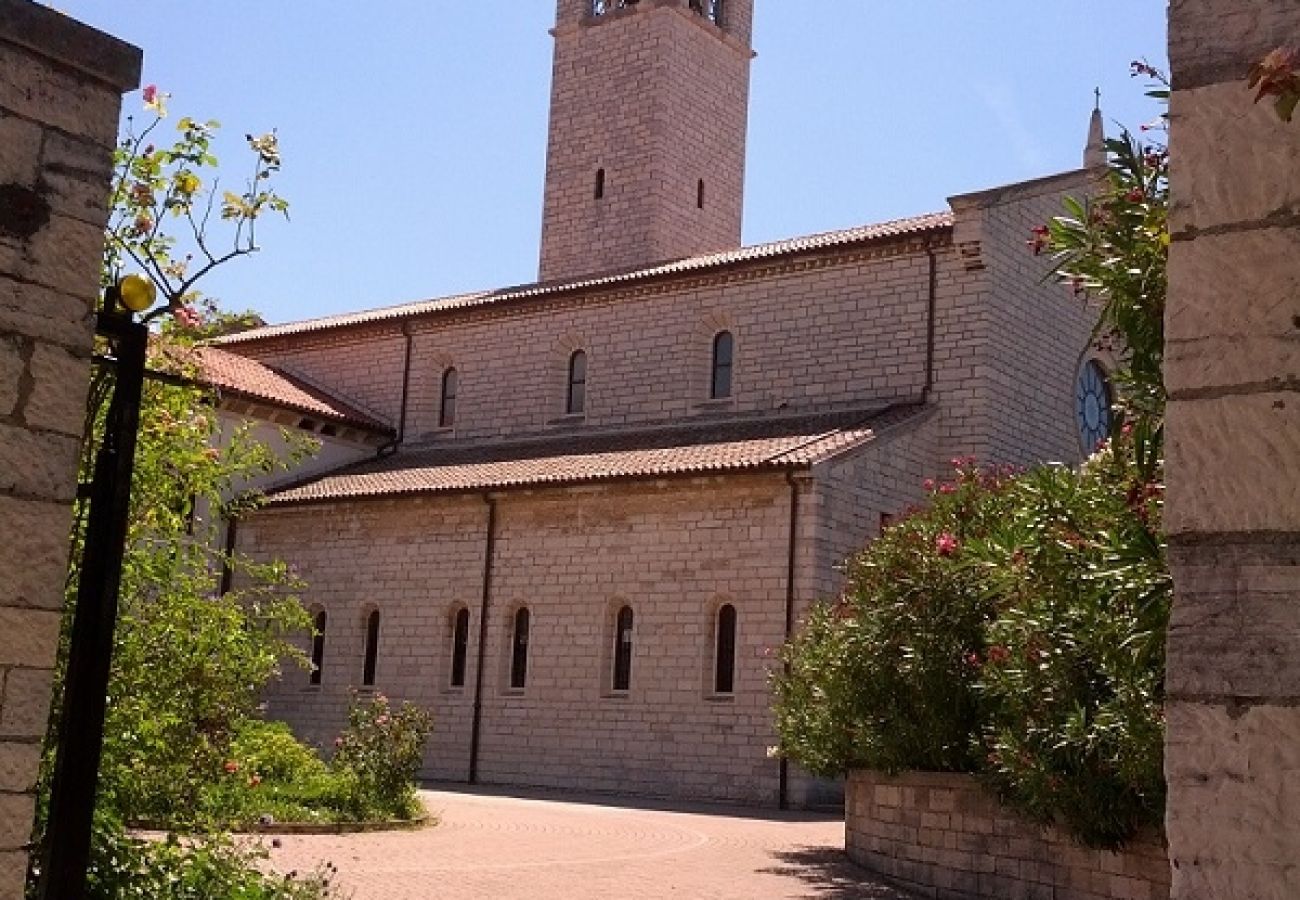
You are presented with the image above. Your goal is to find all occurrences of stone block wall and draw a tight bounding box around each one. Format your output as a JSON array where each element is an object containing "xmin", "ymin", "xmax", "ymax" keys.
[
  {"xmin": 846, "ymin": 771, "xmax": 1171, "ymax": 900},
  {"xmin": 251, "ymin": 474, "xmax": 799, "ymax": 806},
  {"xmin": 1164, "ymin": 2, "xmax": 1300, "ymax": 897},
  {"xmin": 0, "ymin": 1, "xmax": 140, "ymax": 892},
  {"xmin": 541, "ymin": 0, "xmax": 752, "ymax": 281}
]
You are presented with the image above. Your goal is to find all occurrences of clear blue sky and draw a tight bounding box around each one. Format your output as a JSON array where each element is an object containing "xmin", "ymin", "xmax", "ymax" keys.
[{"xmin": 60, "ymin": 2, "xmax": 1169, "ymax": 325}]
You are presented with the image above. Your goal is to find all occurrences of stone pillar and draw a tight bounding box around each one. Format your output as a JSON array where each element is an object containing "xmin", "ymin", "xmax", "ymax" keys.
[
  {"xmin": 0, "ymin": 2, "xmax": 140, "ymax": 892},
  {"xmin": 1165, "ymin": 2, "xmax": 1300, "ymax": 898}
]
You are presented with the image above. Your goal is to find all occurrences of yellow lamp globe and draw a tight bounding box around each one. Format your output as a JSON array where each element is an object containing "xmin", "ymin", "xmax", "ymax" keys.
[{"xmin": 117, "ymin": 274, "xmax": 157, "ymax": 313}]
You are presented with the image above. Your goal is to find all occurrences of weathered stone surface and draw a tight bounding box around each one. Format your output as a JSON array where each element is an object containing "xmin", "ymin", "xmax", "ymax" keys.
[
  {"xmin": 1168, "ymin": 83, "xmax": 1300, "ymax": 236},
  {"xmin": 0, "ymin": 611, "xmax": 59, "ymax": 671},
  {"xmin": 0, "ymin": 850, "xmax": 27, "ymax": 899},
  {"xmin": 0, "ymin": 0, "xmax": 143, "ymax": 94},
  {"xmin": 0, "ymin": 277, "xmax": 95, "ymax": 350},
  {"xmin": 0, "ymin": 422, "xmax": 79, "ymax": 501},
  {"xmin": 39, "ymin": 132, "xmax": 114, "ymax": 226},
  {"xmin": 1165, "ymin": 394, "xmax": 1300, "ymax": 535},
  {"xmin": 1169, "ymin": 0, "xmax": 1300, "ymax": 90},
  {"xmin": 0, "ymin": 792, "xmax": 33, "ymax": 850},
  {"xmin": 0, "ymin": 110, "xmax": 41, "ymax": 185},
  {"xmin": 0, "ymin": 333, "xmax": 23, "ymax": 418},
  {"xmin": 24, "ymin": 340, "xmax": 90, "ymax": 436},
  {"xmin": 0, "ymin": 41, "xmax": 121, "ymax": 147},
  {"xmin": 1167, "ymin": 229, "xmax": 1300, "ymax": 343},
  {"xmin": 0, "ymin": 667, "xmax": 54, "ymax": 739},
  {"xmin": 0, "ymin": 496, "xmax": 76, "ymax": 611},
  {"xmin": 18, "ymin": 211, "xmax": 106, "ymax": 301},
  {"xmin": 0, "ymin": 742, "xmax": 40, "ymax": 793},
  {"xmin": 1167, "ymin": 541, "xmax": 1300, "ymax": 699},
  {"xmin": 1166, "ymin": 335, "xmax": 1299, "ymax": 399},
  {"xmin": 1166, "ymin": 704, "xmax": 1300, "ymax": 876}
]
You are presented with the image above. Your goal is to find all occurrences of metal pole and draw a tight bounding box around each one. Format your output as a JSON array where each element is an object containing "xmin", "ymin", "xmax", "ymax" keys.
[{"xmin": 38, "ymin": 307, "xmax": 147, "ymax": 899}]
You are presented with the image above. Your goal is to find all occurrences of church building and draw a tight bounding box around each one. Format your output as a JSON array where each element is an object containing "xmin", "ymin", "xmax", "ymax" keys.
[{"xmin": 209, "ymin": 0, "xmax": 1111, "ymax": 807}]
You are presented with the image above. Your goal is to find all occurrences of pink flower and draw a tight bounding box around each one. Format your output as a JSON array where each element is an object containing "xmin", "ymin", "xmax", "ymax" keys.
[
  {"xmin": 375, "ymin": 714, "xmax": 391, "ymax": 727},
  {"xmin": 223, "ymin": 760, "xmax": 239, "ymax": 774},
  {"xmin": 922, "ymin": 479, "xmax": 935, "ymax": 492},
  {"xmin": 935, "ymin": 532, "xmax": 959, "ymax": 557},
  {"xmin": 173, "ymin": 306, "xmax": 202, "ymax": 329},
  {"xmin": 142, "ymin": 84, "xmax": 157, "ymax": 104},
  {"xmin": 938, "ymin": 484, "xmax": 956, "ymax": 495},
  {"xmin": 987, "ymin": 645, "xmax": 1011, "ymax": 665}
]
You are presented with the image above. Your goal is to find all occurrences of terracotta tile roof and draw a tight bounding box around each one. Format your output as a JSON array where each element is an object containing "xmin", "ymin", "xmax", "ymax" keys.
[
  {"xmin": 214, "ymin": 212, "xmax": 953, "ymax": 346},
  {"xmin": 266, "ymin": 404, "xmax": 927, "ymax": 505},
  {"xmin": 163, "ymin": 345, "xmax": 393, "ymax": 434}
]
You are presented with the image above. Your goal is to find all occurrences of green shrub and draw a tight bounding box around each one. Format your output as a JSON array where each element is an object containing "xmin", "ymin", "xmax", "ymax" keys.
[
  {"xmin": 969, "ymin": 447, "xmax": 1169, "ymax": 847},
  {"xmin": 232, "ymin": 721, "xmax": 329, "ymax": 783},
  {"xmin": 332, "ymin": 693, "xmax": 432, "ymax": 820},
  {"xmin": 774, "ymin": 448, "xmax": 1170, "ymax": 848},
  {"xmin": 774, "ymin": 460, "xmax": 1017, "ymax": 775}
]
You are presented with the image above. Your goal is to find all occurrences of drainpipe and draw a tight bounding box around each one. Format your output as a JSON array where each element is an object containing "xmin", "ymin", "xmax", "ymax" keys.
[
  {"xmin": 779, "ymin": 470, "xmax": 801, "ymax": 810},
  {"xmin": 219, "ymin": 516, "xmax": 238, "ymax": 596},
  {"xmin": 468, "ymin": 493, "xmax": 497, "ymax": 784},
  {"xmin": 922, "ymin": 239, "xmax": 938, "ymax": 403},
  {"xmin": 379, "ymin": 323, "xmax": 414, "ymax": 457}
]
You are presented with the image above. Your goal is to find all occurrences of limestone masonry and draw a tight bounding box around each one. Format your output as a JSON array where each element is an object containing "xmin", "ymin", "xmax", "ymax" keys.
[
  {"xmin": 0, "ymin": 2, "xmax": 140, "ymax": 893},
  {"xmin": 211, "ymin": 0, "xmax": 1109, "ymax": 808}
]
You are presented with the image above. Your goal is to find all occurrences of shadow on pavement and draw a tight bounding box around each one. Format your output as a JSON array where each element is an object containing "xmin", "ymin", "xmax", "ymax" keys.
[
  {"xmin": 421, "ymin": 781, "xmax": 846, "ymax": 824},
  {"xmin": 758, "ymin": 846, "xmax": 921, "ymax": 899}
]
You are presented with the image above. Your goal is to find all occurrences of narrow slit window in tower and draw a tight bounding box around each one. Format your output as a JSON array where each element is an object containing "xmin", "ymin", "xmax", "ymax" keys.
[
  {"xmin": 594, "ymin": 168, "xmax": 605, "ymax": 200},
  {"xmin": 612, "ymin": 605, "xmax": 634, "ymax": 692},
  {"xmin": 310, "ymin": 610, "xmax": 327, "ymax": 686},
  {"xmin": 362, "ymin": 609, "xmax": 380, "ymax": 687}
]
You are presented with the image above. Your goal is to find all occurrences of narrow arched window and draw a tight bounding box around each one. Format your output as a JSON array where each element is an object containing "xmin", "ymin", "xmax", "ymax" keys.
[
  {"xmin": 510, "ymin": 607, "xmax": 530, "ymax": 689},
  {"xmin": 439, "ymin": 367, "xmax": 458, "ymax": 429},
  {"xmin": 450, "ymin": 608, "xmax": 470, "ymax": 688},
  {"xmin": 714, "ymin": 604, "xmax": 736, "ymax": 694},
  {"xmin": 711, "ymin": 331, "xmax": 734, "ymax": 399},
  {"xmin": 612, "ymin": 606, "xmax": 634, "ymax": 692},
  {"xmin": 566, "ymin": 350, "xmax": 587, "ymax": 416},
  {"xmin": 309, "ymin": 610, "xmax": 327, "ymax": 686},
  {"xmin": 594, "ymin": 168, "xmax": 606, "ymax": 200},
  {"xmin": 362, "ymin": 609, "xmax": 380, "ymax": 687},
  {"xmin": 697, "ymin": 179, "xmax": 706, "ymax": 209}
]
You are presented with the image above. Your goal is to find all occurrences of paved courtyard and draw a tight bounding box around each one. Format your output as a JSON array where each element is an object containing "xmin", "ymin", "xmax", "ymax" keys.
[{"xmin": 266, "ymin": 787, "xmax": 916, "ymax": 899}]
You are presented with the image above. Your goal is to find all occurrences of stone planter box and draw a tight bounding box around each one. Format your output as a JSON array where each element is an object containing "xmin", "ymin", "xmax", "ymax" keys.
[{"xmin": 846, "ymin": 771, "xmax": 1170, "ymax": 900}]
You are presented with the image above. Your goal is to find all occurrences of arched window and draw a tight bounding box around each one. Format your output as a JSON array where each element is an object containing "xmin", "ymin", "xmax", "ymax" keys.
[
  {"xmin": 1076, "ymin": 359, "xmax": 1113, "ymax": 452},
  {"xmin": 711, "ymin": 331, "xmax": 734, "ymax": 399},
  {"xmin": 714, "ymin": 604, "xmax": 736, "ymax": 694},
  {"xmin": 510, "ymin": 607, "xmax": 530, "ymax": 690},
  {"xmin": 697, "ymin": 178, "xmax": 706, "ymax": 209},
  {"xmin": 594, "ymin": 168, "xmax": 606, "ymax": 200},
  {"xmin": 362, "ymin": 609, "xmax": 380, "ymax": 687},
  {"xmin": 309, "ymin": 610, "xmax": 327, "ymax": 686},
  {"xmin": 439, "ymin": 367, "xmax": 458, "ymax": 429},
  {"xmin": 612, "ymin": 605, "xmax": 634, "ymax": 692},
  {"xmin": 450, "ymin": 607, "xmax": 470, "ymax": 688},
  {"xmin": 566, "ymin": 350, "xmax": 587, "ymax": 416}
]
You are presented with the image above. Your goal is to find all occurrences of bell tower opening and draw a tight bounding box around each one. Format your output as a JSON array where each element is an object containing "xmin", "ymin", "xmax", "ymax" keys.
[{"xmin": 539, "ymin": 0, "xmax": 755, "ymax": 282}]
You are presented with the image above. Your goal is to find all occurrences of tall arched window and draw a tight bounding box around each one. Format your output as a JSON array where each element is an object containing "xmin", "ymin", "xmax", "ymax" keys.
[
  {"xmin": 594, "ymin": 168, "xmax": 606, "ymax": 200},
  {"xmin": 612, "ymin": 605, "xmax": 634, "ymax": 692},
  {"xmin": 566, "ymin": 350, "xmax": 587, "ymax": 416},
  {"xmin": 711, "ymin": 331, "xmax": 734, "ymax": 399},
  {"xmin": 714, "ymin": 604, "xmax": 736, "ymax": 694},
  {"xmin": 309, "ymin": 610, "xmax": 327, "ymax": 686},
  {"xmin": 450, "ymin": 607, "xmax": 470, "ymax": 688},
  {"xmin": 439, "ymin": 367, "xmax": 458, "ymax": 429},
  {"xmin": 510, "ymin": 607, "xmax": 530, "ymax": 690},
  {"xmin": 362, "ymin": 609, "xmax": 380, "ymax": 687}
]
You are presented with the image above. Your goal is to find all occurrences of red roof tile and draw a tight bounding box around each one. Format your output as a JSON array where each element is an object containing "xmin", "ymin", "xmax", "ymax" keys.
[
  {"xmin": 266, "ymin": 404, "xmax": 927, "ymax": 504},
  {"xmin": 214, "ymin": 212, "xmax": 953, "ymax": 345},
  {"xmin": 165, "ymin": 346, "xmax": 392, "ymax": 433}
]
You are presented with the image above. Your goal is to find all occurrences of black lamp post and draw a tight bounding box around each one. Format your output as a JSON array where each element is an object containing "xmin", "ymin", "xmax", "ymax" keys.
[{"xmin": 37, "ymin": 275, "xmax": 154, "ymax": 899}]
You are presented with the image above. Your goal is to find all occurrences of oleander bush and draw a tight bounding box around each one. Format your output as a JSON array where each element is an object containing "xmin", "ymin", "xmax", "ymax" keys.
[{"xmin": 773, "ymin": 441, "xmax": 1170, "ymax": 848}]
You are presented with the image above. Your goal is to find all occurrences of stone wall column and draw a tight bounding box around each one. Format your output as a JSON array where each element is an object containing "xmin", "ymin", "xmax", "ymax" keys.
[
  {"xmin": 0, "ymin": 2, "xmax": 140, "ymax": 893},
  {"xmin": 1165, "ymin": 2, "xmax": 1300, "ymax": 898}
]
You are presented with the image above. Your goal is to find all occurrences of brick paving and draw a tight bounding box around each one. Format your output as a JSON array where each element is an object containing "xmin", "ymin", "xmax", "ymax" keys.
[{"xmin": 266, "ymin": 787, "xmax": 917, "ymax": 899}]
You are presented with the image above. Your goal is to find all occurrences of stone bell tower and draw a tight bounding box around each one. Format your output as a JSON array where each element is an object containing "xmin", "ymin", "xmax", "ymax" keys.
[{"xmin": 538, "ymin": 0, "xmax": 755, "ymax": 282}]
